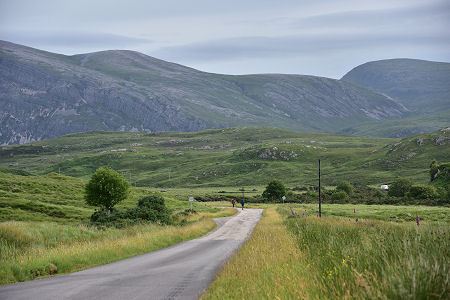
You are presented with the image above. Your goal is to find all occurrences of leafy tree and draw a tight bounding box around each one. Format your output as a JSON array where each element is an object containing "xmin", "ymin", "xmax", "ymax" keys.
[
  {"xmin": 336, "ymin": 181, "xmax": 354, "ymax": 196},
  {"xmin": 262, "ymin": 180, "xmax": 286, "ymax": 202},
  {"xmin": 388, "ymin": 178, "xmax": 412, "ymax": 197},
  {"xmin": 85, "ymin": 167, "xmax": 130, "ymax": 210}
]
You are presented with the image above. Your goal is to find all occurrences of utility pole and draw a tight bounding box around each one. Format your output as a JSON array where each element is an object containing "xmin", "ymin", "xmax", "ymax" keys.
[{"xmin": 319, "ymin": 159, "xmax": 321, "ymax": 217}]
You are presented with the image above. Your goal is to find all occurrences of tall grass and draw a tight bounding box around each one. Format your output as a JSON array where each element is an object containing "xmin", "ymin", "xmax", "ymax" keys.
[
  {"xmin": 284, "ymin": 210, "xmax": 449, "ymax": 299},
  {"xmin": 0, "ymin": 209, "xmax": 237, "ymax": 285},
  {"xmin": 203, "ymin": 207, "xmax": 449, "ymax": 299},
  {"xmin": 202, "ymin": 207, "xmax": 306, "ymax": 299}
]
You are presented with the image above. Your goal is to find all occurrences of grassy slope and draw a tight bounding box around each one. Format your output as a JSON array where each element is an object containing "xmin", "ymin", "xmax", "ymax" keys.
[
  {"xmin": 340, "ymin": 110, "xmax": 450, "ymax": 138},
  {"xmin": 202, "ymin": 206, "xmax": 450, "ymax": 299},
  {"xmin": 1, "ymin": 127, "xmax": 448, "ymax": 189},
  {"xmin": 0, "ymin": 171, "xmax": 218, "ymax": 224}
]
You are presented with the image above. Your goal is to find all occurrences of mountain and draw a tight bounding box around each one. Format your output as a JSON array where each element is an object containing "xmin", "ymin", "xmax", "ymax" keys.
[
  {"xmin": 341, "ymin": 58, "xmax": 450, "ymax": 113},
  {"xmin": 340, "ymin": 59, "xmax": 450, "ymax": 137},
  {"xmin": 0, "ymin": 40, "xmax": 408, "ymax": 145}
]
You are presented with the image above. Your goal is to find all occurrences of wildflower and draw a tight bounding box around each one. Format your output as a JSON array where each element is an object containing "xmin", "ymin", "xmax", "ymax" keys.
[
  {"xmin": 295, "ymin": 212, "xmax": 298, "ymax": 217},
  {"xmin": 302, "ymin": 212, "xmax": 305, "ymax": 216},
  {"xmin": 290, "ymin": 208, "xmax": 295, "ymax": 216},
  {"xmin": 356, "ymin": 218, "xmax": 359, "ymax": 222},
  {"xmin": 416, "ymin": 215, "xmax": 420, "ymax": 226},
  {"xmin": 342, "ymin": 258, "xmax": 346, "ymax": 265},
  {"xmin": 354, "ymin": 208, "xmax": 356, "ymax": 214}
]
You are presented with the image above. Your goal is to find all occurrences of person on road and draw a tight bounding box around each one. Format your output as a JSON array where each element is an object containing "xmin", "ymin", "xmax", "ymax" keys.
[
  {"xmin": 231, "ymin": 198, "xmax": 235, "ymax": 207},
  {"xmin": 241, "ymin": 198, "xmax": 245, "ymax": 210}
]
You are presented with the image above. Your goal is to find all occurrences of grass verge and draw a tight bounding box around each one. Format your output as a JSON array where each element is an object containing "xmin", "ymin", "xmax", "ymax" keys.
[
  {"xmin": 202, "ymin": 207, "xmax": 449, "ymax": 299},
  {"xmin": 201, "ymin": 207, "xmax": 305, "ymax": 299},
  {"xmin": 0, "ymin": 209, "xmax": 235, "ymax": 285}
]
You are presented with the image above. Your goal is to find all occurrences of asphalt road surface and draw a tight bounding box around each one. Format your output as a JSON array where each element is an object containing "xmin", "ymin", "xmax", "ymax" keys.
[{"xmin": 0, "ymin": 208, "xmax": 263, "ymax": 300}]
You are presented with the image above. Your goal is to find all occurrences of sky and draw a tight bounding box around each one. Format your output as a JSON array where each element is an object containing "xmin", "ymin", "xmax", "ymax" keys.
[{"xmin": 0, "ymin": 0, "xmax": 449, "ymax": 78}]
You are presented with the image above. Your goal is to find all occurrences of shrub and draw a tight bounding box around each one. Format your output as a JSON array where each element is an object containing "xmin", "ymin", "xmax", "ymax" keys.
[
  {"xmin": 388, "ymin": 178, "xmax": 412, "ymax": 197},
  {"xmin": 331, "ymin": 191, "xmax": 348, "ymax": 202},
  {"xmin": 408, "ymin": 184, "xmax": 438, "ymax": 200},
  {"xmin": 336, "ymin": 181, "xmax": 354, "ymax": 196},
  {"xmin": 90, "ymin": 208, "xmax": 123, "ymax": 224},
  {"xmin": 127, "ymin": 195, "xmax": 172, "ymax": 225},
  {"xmin": 85, "ymin": 168, "xmax": 130, "ymax": 210},
  {"xmin": 262, "ymin": 180, "xmax": 286, "ymax": 202}
]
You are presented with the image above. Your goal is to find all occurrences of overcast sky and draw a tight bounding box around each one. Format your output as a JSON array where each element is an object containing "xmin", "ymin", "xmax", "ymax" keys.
[{"xmin": 1, "ymin": 0, "xmax": 449, "ymax": 78}]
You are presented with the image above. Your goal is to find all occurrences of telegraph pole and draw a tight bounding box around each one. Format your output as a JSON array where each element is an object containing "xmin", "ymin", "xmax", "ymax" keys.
[{"xmin": 319, "ymin": 159, "xmax": 322, "ymax": 217}]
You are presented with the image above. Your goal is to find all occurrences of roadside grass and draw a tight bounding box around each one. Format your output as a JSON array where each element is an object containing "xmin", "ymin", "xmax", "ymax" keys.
[
  {"xmin": 203, "ymin": 206, "xmax": 449, "ymax": 299},
  {"xmin": 0, "ymin": 208, "xmax": 235, "ymax": 285},
  {"xmin": 204, "ymin": 202, "xmax": 450, "ymax": 223},
  {"xmin": 202, "ymin": 207, "xmax": 305, "ymax": 299},
  {"xmin": 284, "ymin": 209, "xmax": 449, "ymax": 299}
]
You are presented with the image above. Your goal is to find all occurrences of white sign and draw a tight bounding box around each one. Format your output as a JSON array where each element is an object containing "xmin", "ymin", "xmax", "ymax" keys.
[
  {"xmin": 189, "ymin": 197, "xmax": 194, "ymax": 202},
  {"xmin": 282, "ymin": 196, "xmax": 286, "ymax": 200}
]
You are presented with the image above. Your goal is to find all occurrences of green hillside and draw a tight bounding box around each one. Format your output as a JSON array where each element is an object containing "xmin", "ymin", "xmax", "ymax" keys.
[
  {"xmin": 0, "ymin": 170, "xmax": 217, "ymax": 224},
  {"xmin": 1, "ymin": 127, "xmax": 448, "ymax": 188}
]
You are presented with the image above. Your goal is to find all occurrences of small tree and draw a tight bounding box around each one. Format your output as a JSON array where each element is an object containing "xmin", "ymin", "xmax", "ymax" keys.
[
  {"xmin": 262, "ymin": 180, "xmax": 286, "ymax": 202},
  {"xmin": 85, "ymin": 167, "xmax": 130, "ymax": 210},
  {"xmin": 388, "ymin": 178, "xmax": 412, "ymax": 197},
  {"xmin": 336, "ymin": 181, "xmax": 354, "ymax": 196}
]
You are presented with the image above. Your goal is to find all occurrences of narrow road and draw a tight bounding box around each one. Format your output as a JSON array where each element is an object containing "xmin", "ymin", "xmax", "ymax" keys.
[{"xmin": 0, "ymin": 208, "xmax": 263, "ymax": 300}]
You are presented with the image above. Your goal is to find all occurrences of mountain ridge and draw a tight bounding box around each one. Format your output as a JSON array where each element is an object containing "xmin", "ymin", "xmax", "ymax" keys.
[{"xmin": 1, "ymin": 40, "xmax": 447, "ymax": 145}]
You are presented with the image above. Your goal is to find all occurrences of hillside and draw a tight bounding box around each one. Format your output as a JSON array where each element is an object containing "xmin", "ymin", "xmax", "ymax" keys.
[
  {"xmin": 0, "ymin": 170, "xmax": 220, "ymax": 223},
  {"xmin": 1, "ymin": 127, "xmax": 448, "ymax": 188},
  {"xmin": 0, "ymin": 40, "xmax": 409, "ymax": 145},
  {"xmin": 342, "ymin": 58, "xmax": 450, "ymax": 113},
  {"xmin": 341, "ymin": 59, "xmax": 450, "ymax": 137}
]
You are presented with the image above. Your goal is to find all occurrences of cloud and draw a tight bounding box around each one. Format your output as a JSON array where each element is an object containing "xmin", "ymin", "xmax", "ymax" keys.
[
  {"xmin": 289, "ymin": 0, "xmax": 450, "ymax": 30},
  {"xmin": 0, "ymin": 30, "xmax": 152, "ymax": 49},
  {"xmin": 155, "ymin": 31, "xmax": 450, "ymax": 63}
]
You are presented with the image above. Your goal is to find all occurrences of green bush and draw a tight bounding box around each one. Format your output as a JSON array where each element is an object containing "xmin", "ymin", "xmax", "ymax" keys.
[
  {"xmin": 336, "ymin": 181, "xmax": 354, "ymax": 196},
  {"xmin": 331, "ymin": 191, "xmax": 348, "ymax": 202},
  {"xmin": 90, "ymin": 208, "xmax": 123, "ymax": 224},
  {"xmin": 388, "ymin": 178, "xmax": 412, "ymax": 197},
  {"xmin": 85, "ymin": 168, "xmax": 130, "ymax": 210},
  {"xmin": 407, "ymin": 184, "xmax": 438, "ymax": 200},
  {"xmin": 262, "ymin": 180, "xmax": 286, "ymax": 202},
  {"xmin": 127, "ymin": 195, "xmax": 172, "ymax": 225}
]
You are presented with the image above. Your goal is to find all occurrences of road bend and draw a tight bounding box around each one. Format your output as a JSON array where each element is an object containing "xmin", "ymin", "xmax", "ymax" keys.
[{"xmin": 0, "ymin": 208, "xmax": 263, "ymax": 300}]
